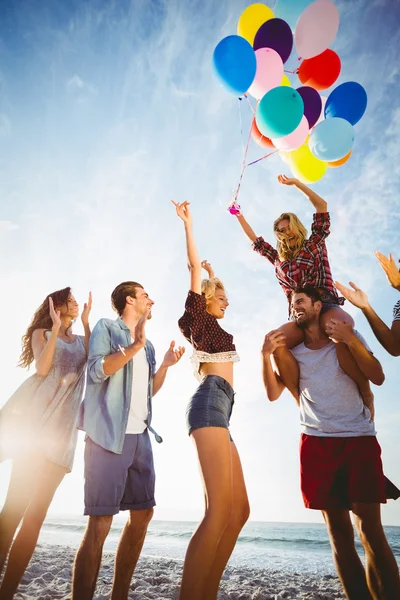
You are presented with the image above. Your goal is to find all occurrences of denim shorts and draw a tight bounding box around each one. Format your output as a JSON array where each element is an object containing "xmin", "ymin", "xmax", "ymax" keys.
[
  {"xmin": 186, "ymin": 375, "xmax": 235, "ymax": 438},
  {"xmin": 84, "ymin": 431, "xmax": 155, "ymax": 516}
]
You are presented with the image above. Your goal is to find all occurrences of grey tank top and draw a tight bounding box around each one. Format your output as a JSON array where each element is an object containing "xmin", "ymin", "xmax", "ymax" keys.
[
  {"xmin": 0, "ymin": 332, "xmax": 87, "ymax": 471},
  {"xmin": 291, "ymin": 332, "xmax": 376, "ymax": 437}
]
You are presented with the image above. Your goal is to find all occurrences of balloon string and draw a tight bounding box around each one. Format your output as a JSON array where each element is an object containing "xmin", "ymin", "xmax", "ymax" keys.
[
  {"xmin": 284, "ymin": 68, "xmax": 299, "ymax": 74},
  {"xmin": 237, "ymin": 98, "xmax": 245, "ymax": 157},
  {"xmin": 231, "ymin": 115, "xmax": 254, "ymax": 204},
  {"xmin": 247, "ymin": 149, "xmax": 278, "ymax": 167}
]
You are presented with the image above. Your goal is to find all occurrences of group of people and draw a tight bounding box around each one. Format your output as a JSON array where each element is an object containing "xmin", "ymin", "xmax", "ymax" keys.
[{"xmin": 0, "ymin": 175, "xmax": 399, "ymax": 600}]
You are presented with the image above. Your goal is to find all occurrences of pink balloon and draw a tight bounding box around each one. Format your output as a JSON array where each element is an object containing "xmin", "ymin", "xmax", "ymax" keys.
[
  {"xmin": 248, "ymin": 48, "xmax": 284, "ymax": 100},
  {"xmin": 295, "ymin": 0, "xmax": 340, "ymax": 59},
  {"xmin": 272, "ymin": 115, "xmax": 309, "ymax": 151}
]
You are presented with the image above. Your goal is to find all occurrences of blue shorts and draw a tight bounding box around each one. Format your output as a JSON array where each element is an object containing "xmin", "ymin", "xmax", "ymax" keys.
[
  {"xmin": 186, "ymin": 375, "xmax": 235, "ymax": 438},
  {"xmin": 84, "ymin": 431, "xmax": 155, "ymax": 516}
]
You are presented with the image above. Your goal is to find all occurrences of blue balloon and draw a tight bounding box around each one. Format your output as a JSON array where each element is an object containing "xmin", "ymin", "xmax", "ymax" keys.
[
  {"xmin": 325, "ymin": 82, "xmax": 368, "ymax": 125},
  {"xmin": 309, "ymin": 118, "xmax": 355, "ymax": 162},
  {"xmin": 274, "ymin": 0, "xmax": 314, "ymax": 30},
  {"xmin": 256, "ymin": 87, "xmax": 304, "ymax": 139},
  {"xmin": 213, "ymin": 36, "xmax": 256, "ymax": 96}
]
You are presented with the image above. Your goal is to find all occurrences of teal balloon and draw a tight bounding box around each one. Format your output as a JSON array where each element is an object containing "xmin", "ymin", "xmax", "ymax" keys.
[
  {"xmin": 256, "ymin": 87, "xmax": 304, "ymax": 139},
  {"xmin": 274, "ymin": 0, "xmax": 314, "ymax": 30},
  {"xmin": 309, "ymin": 118, "xmax": 355, "ymax": 162}
]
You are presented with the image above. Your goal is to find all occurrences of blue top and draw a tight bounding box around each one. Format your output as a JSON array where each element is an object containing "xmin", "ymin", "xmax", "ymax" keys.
[{"xmin": 77, "ymin": 317, "xmax": 161, "ymax": 454}]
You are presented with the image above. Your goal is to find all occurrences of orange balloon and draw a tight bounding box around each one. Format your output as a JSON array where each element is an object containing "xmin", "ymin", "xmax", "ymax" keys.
[
  {"xmin": 251, "ymin": 119, "xmax": 275, "ymax": 149},
  {"xmin": 327, "ymin": 150, "xmax": 352, "ymax": 168}
]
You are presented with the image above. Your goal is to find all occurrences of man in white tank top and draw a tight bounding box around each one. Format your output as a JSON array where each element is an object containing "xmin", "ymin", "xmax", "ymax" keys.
[{"xmin": 262, "ymin": 285, "xmax": 400, "ymax": 600}]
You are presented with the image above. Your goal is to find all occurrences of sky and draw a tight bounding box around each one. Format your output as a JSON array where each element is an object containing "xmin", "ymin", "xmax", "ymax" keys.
[{"xmin": 0, "ymin": 0, "xmax": 399, "ymax": 527}]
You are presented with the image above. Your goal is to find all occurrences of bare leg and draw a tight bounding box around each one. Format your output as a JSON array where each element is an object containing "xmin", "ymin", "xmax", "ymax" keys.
[
  {"xmin": 179, "ymin": 427, "xmax": 234, "ymax": 600},
  {"xmin": 204, "ymin": 442, "xmax": 250, "ymax": 600},
  {"xmin": 0, "ymin": 458, "xmax": 35, "ymax": 575},
  {"xmin": 0, "ymin": 457, "xmax": 66, "ymax": 600},
  {"xmin": 352, "ymin": 502, "xmax": 400, "ymax": 600},
  {"xmin": 321, "ymin": 308, "xmax": 375, "ymax": 419},
  {"xmin": 322, "ymin": 509, "xmax": 372, "ymax": 600},
  {"xmin": 273, "ymin": 321, "xmax": 302, "ymax": 403},
  {"xmin": 71, "ymin": 515, "xmax": 113, "ymax": 600},
  {"xmin": 110, "ymin": 508, "xmax": 154, "ymax": 600}
]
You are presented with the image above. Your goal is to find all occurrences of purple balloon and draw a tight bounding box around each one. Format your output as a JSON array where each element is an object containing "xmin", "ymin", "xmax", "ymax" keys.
[
  {"xmin": 253, "ymin": 18, "xmax": 293, "ymax": 64},
  {"xmin": 296, "ymin": 86, "xmax": 322, "ymax": 129}
]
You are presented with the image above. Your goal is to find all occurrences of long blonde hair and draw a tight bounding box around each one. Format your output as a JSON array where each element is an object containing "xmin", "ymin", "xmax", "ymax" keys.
[
  {"xmin": 201, "ymin": 277, "xmax": 225, "ymax": 301},
  {"xmin": 273, "ymin": 212, "xmax": 307, "ymax": 261}
]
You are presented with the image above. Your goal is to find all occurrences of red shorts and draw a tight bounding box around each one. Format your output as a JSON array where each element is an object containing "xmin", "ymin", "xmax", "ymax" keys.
[{"xmin": 300, "ymin": 434, "xmax": 400, "ymax": 510}]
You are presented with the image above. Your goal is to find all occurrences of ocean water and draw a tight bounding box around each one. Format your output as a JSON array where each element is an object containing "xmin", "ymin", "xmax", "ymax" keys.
[{"xmin": 38, "ymin": 517, "xmax": 400, "ymax": 577}]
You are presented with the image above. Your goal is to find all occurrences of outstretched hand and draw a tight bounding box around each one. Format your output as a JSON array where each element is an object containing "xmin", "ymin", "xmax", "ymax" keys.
[
  {"xmin": 161, "ymin": 341, "xmax": 185, "ymax": 368},
  {"xmin": 201, "ymin": 260, "xmax": 215, "ymax": 278},
  {"xmin": 81, "ymin": 291, "xmax": 92, "ymax": 326},
  {"xmin": 375, "ymin": 251, "xmax": 400, "ymax": 291},
  {"xmin": 49, "ymin": 297, "xmax": 61, "ymax": 331},
  {"xmin": 334, "ymin": 281, "xmax": 369, "ymax": 310},
  {"xmin": 171, "ymin": 200, "xmax": 192, "ymax": 225},
  {"xmin": 277, "ymin": 174, "xmax": 299, "ymax": 186}
]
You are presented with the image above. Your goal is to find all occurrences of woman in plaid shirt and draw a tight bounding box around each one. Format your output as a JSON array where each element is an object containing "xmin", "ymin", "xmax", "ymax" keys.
[{"xmin": 234, "ymin": 175, "xmax": 374, "ymax": 415}]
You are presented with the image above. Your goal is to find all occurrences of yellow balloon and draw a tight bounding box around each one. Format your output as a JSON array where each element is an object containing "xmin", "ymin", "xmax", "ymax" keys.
[
  {"xmin": 281, "ymin": 74, "xmax": 291, "ymax": 87},
  {"xmin": 237, "ymin": 4, "xmax": 274, "ymax": 45},
  {"xmin": 288, "ymin": 144, "xmax": 327, "ymax": 183}
]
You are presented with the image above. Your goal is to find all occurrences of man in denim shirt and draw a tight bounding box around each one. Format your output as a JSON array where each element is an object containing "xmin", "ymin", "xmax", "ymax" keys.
[{"xmin": 72, "ymin": 281, "xmax": 184, "ymax": 600}]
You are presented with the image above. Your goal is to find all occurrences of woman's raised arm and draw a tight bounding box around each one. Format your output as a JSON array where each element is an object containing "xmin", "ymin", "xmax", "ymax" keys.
[{"xmin": 172, "ymin": 200, "xmax": 202, "ymax": 294}]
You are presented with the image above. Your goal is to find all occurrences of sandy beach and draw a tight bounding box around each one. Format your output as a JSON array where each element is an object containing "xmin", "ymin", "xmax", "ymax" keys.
[{"xmin": 13, "ymin": 543, "xmax": 345, "ymax": 600}]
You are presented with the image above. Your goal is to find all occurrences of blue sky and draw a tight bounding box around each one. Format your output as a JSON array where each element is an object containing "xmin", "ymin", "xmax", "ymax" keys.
[{"xmin": 0, "ymin": 0, "xmax": 399, "ymax": 525}]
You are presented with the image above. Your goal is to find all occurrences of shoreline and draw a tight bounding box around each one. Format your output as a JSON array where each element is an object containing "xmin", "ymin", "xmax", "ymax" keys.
[{"xmin": 13, "ymin": 542, "xmax": 345, "ymax": 600}]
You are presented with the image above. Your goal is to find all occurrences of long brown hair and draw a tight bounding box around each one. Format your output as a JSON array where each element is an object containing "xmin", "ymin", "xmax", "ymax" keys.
[
  {"xmin": 273, "ymin": 212, "xmax": 308, "ymax": 261},
  {"xmin": 19, "ymin": 287, "xmax": 72, "ymax": 369}
]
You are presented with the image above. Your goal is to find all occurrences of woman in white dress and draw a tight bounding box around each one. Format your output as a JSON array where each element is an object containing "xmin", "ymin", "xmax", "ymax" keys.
[{"xmin": 0, "ymin": 286, "xmax": 91, "ymax": 600}]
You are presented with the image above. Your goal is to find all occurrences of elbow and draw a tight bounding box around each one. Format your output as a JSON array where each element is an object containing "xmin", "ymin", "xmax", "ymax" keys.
[
  {"xmin": 372, "ymin": 371, "xmax": 385, "ymax": 386},
  {"xmin": 320, "ymin": 202, "xmax": 328, "ymax": 212},
  {"xmin": 36, "ymin": 368, "xmax": 49, "ymax": 377}
]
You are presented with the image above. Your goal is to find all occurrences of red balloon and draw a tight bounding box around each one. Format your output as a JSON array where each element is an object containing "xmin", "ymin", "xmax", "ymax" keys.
[
  {"xmin": 298, "ymin": 49, "xmax": 341, "ymax": 92},
  {"xmin": 251, "ymin": 120, "xmax": 275, "ymax": 149}
]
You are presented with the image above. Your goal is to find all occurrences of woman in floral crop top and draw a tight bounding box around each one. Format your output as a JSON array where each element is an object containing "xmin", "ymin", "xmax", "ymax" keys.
[
  {"xmin": 172, "ymin": 200, "xmax": 249, "ymax": 600},
  {"xmin": 234, "ymin": 174, "xmax": 374, "ymax": 416}
]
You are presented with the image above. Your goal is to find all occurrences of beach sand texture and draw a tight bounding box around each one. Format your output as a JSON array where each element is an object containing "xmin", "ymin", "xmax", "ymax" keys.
[{"xmin": 12, "ymin": 543, "xmax": 345, "ymax": 600}]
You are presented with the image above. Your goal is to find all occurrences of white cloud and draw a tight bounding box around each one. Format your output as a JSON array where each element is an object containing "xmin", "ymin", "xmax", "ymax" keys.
[{"xmin": 0, "ymin": 220, "xmax": 18, "ymax": 231}]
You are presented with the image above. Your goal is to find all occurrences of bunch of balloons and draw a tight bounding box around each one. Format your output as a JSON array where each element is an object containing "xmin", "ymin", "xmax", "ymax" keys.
[{"xmin": 213, "ymin": 0, "xmax": 368, "ymax": 183}]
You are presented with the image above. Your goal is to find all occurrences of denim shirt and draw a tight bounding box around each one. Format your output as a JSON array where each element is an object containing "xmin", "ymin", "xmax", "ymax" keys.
[{"xmin": 77, "ymin": 317, "xmax": 162, "ymax": 454}]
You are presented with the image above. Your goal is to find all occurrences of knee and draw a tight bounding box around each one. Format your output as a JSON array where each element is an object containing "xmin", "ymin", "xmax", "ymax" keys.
[
  {"xmin": 325, "ymin": 520, "xmax": 354, "ymax": 554},
  {"xmin": 206, "ymin": 499, "xmax": 234, "ymax": 530},
  {"xmin": 129, "ymin": 507, "xmax": 154, "ymax": 530},
  {"xmin": 87, "ymin": 515, "xmax": 113, "ymax": 542},
  {"xmin": 231, "ymin": 499, "xmax": 250, "ymax": 531},
  {"xmin": 355, "ymin": 518, "xmax": 384, "ymax": 552}
]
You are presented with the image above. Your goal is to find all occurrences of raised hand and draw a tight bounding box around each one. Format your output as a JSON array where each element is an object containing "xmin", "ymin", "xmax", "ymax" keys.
[
  {"xmin": 133, "ymin": 309, "xmax": 150, "ymax": 349},
  {"xmin": 262, "ymin": 330, "xmax": 286, "ymax": 357},
  {"xmin": 81, "ymin": 291, "xmax": 92, "ymax": 326},
  {"xmin": 161, "ymin": 341, "xmax": 185, "ymax": 368},
  {"xmin": 201, "ymin": 260, "xmax": 215, "ymax": 278},
  {"xmin": 49, "ymin": 297, "xmax": 61, "ymax": 331},
  {"xmin": 325, "ymin": 319, "xmax": 354, "ymax": 344},
  {"xmin": 277, "ymin": 174, "xmax": 298, "ymax": 186},
  {"xmin": 375, "ymin": 251, "xmax": 400, "ymax": 291},
  {"xmin": 171, "ymin": 200, "xmax": 192, "ymax": 225},
  {"xmin": 334, "ymin": 281, "xmax": 369, "ymax": 310}
]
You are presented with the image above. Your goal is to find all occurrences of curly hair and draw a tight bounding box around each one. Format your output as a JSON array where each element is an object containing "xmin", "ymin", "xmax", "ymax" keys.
[
  {"xmin": 273, "ymin": 212, "xmax": 308, "ymax": 262},
  {"xmin": 201, "ymin": 277, "xmax": 225, "ymax": 301},
  {"xmin": 18, "ymin": 287, "xmax": 72, "ymax": 369}
]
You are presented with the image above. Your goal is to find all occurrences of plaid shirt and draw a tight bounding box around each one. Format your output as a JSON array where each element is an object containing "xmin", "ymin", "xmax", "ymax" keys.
[{"xmin": 253, "ymin": 212, "xmax": 344, "ymax": 311}]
